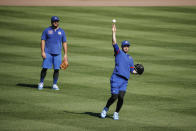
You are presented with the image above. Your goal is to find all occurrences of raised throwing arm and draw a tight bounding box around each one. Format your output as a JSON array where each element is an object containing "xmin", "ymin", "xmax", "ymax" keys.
[{"xmin": 112, "ymin": 24, "xmax": 117, "ymax": 45}]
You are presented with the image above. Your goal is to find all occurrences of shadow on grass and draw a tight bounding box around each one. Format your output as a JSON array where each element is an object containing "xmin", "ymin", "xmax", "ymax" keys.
[
  {"xmin": 16, "ymin": 83, "xmax": 51, "ymax": 89},
  {"xmin": 63, "ymin": 110, "xmax": 113, "ymax": 119}
]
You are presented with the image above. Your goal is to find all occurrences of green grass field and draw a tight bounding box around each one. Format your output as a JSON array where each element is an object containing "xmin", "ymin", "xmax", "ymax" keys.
[{"xmin": 0, "ymin": 6, "xmax": 196, "ymax": 131}]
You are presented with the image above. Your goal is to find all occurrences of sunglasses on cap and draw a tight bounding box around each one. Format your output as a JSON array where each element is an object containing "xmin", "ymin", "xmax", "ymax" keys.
[{"xmin": 52, "ymin": 20, "xmax": 59, "ymax": 23}]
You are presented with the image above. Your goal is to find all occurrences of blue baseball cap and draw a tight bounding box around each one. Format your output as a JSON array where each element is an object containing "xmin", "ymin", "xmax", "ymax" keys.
[
  {"xmin": 51, "ymin": 16, "xmax": 60, "ymax": 22},
  {"xmin": 121, "ymin": 40, "xmax": 130, "ymax": 47}
]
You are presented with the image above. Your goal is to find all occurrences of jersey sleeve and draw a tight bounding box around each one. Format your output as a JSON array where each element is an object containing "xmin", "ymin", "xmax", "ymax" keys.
[
  {"xmin": 41, "ymin": 29, "xmax": 47, "ymax": 40},
  {"xmin": 62, "ymin": 30, "xmax": 67, "ymax": 43},
  {"xmin": 129, "ymin": 57, "xmax": 135, "ymax": 73},
  {"xmin": 113, "ymin": 43, "xmax": 120, "ymax": 56}
]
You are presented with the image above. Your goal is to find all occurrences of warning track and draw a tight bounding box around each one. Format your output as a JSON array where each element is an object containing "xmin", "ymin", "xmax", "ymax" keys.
[{"xmin": 0, "ymin": 0, "xmax": 196, "ymax": 6}]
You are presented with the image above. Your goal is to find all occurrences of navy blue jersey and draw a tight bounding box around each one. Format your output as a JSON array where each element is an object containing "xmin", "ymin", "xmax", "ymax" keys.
[
  {"xmin": 41, "ymin": 26, "xmax": 66, "ymax": 55},
  {"xmin": 112, "ymin": 43, "xmax": 134, "ymax": 80}
]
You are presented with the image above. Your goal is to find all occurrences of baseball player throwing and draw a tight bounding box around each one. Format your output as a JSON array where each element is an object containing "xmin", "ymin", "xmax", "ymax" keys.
[
  {"xmin": 38, "ymin": 16, "xmax": 68, "ymax": 90},
  {"xmin": 101, "ymin": 23, "xmax": 137, "ymax": 120}
]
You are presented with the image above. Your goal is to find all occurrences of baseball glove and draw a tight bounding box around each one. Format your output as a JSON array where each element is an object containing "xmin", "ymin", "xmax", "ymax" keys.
[
  {"xmin": 134, "ymin": 64, "xmax": 144, "ymax": 75},
  {"xmin": 60, "ymin": 60, "xmax": 69, "ymax": 70}
]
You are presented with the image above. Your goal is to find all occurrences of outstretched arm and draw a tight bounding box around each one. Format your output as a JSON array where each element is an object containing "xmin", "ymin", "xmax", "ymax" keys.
[
  {"xmin": 130, "ymin": 58, "xmax": 137, "ymax": 74},
  {"xmin": 130, "ymin": 67, "xmax": 137, "ymax": 74},
  {"xmin": 112, "ymin": 23, "xmax": 120, "ymax": 55},
  {"xmin": 112, "ymin": 24, "xmax": 117, "ymax": 45},
  {"xmin": 132, "ymin": 70, "xmax": 137, "ymax": 74}
]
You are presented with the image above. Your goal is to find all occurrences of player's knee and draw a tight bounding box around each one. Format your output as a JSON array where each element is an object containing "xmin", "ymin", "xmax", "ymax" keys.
[
  {"xmin": 118, "ymin": 95, "xmax": 124, "ymax": 101},
  {"xmin": 111, "ymin": 94, "xmax": 118, "ymax": 100},
  {"xmin": 118, "ymin": 91, "xmax": 125, "ymax": 100},
  {"xmin": 54, "ymin": 69, "xmax": 59, "ymax": 73},
  {"xmin": 42, "ymin": 68, "xmax": 47, "ymax": 73}
]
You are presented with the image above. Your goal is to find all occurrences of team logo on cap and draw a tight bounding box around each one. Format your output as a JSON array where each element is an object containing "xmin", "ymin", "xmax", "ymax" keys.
[
  {"xmin": 58, "ymin": 31, "xmax": 62, "ymax": 35},
  {"xmin": 48, "ymin": 30, "xmax": 53, "ymax": 34},
  {"xmin": 125, "ymin": 41, "xmax": 128, "ymax": 43}
]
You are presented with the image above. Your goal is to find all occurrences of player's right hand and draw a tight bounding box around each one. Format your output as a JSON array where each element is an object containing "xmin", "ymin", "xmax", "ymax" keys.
[
  {"xmin": 42, "ymin": 52, "xmax": 46, "ymax": 59},
  {"xmin": 112, "ymin": 24, "xmax": 116, "ymax": 33}
]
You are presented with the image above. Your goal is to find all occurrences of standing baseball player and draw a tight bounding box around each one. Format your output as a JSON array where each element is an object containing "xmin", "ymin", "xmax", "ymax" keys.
[
  {"xmin": 100, "ymin": 23, "xmax": 137, "ymax": 120},
  {"xmin": 38, "ymin": 16, "xmax": 68, "ymax": 90}
]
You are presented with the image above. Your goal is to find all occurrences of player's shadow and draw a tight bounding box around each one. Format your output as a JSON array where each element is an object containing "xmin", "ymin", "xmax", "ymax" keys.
[
  {"xmin": 16, "ymin": 83, "xmax": 51, "ymax": 89},
  {"xmin": 63, "ymin": 111, "xmax": 113, "ymax": 119}
]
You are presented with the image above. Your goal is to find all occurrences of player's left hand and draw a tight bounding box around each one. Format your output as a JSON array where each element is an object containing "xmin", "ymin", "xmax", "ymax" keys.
[
  {"xmin": 134, "ymin": 64, "xmax": 144, "ymax": 75},
  {"xmin": 60, "ymin": 60, "xmax": 69, "ymax": 70},
  {"xmin": 60, "ymin": 55, "xmax": 69, "ymax": 70}
]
